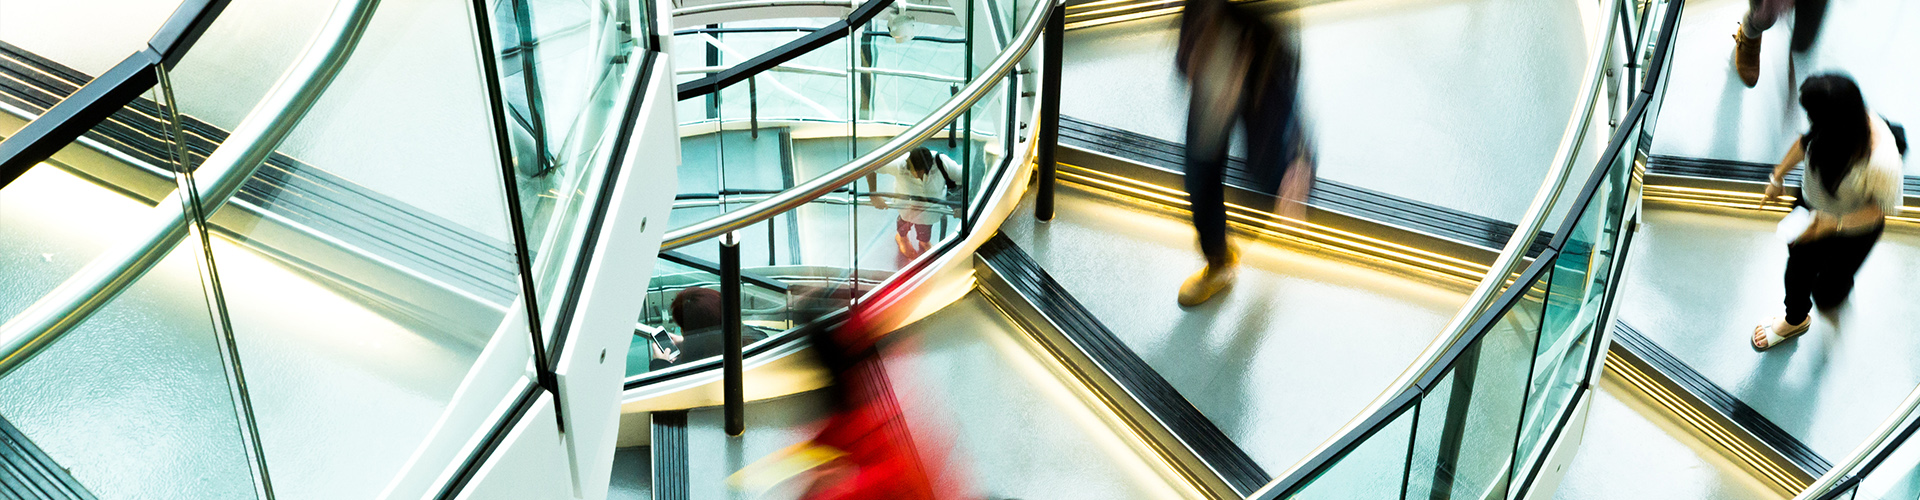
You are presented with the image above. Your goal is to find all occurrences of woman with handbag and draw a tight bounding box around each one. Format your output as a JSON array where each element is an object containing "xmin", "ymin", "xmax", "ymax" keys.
[{"xmin": 1752, "ymin": 74, "xmax": 1903, "ymax": 350}]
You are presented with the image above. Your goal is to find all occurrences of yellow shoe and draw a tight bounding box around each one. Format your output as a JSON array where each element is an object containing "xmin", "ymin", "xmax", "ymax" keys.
[
  {"xmin": 726, "ymin": 441, "xmax": 848, "ymax": 493},
  {"xmin": 1177, "ymin": 251, "xmax": 1238, "ymax": 307}
]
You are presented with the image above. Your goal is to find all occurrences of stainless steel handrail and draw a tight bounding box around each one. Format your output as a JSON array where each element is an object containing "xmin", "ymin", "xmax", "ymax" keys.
[
  {"xmin": 1252, "ymin": 0, "xmax": 1624, "ymax": 495},
  {"xmin": 672, "ymin": 0, "xmax": 949, "ymax": 17},
  {"xmin": 659, "ymin": 0, "xmax": 1050, "ymax": 251},
  {"xmin": 0, "ymin": 0, "xmax": 382, "ymax": 377},
  {"xmin": 673, "ymin": 0, "xmax": 857, "ymax": 17},
  {"xmin": 1794, "ymin": 384, "xmax": 1920, "ymax": 499}
]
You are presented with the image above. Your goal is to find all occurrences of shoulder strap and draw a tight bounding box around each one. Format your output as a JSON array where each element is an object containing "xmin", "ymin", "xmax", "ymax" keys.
[{"xmin": 933, "ymin": 152, "xmax": 959, "ymax": 191}]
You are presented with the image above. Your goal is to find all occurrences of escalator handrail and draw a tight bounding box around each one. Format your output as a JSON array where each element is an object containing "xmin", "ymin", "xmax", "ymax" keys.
[
  {"xmin": 1796, "ymin": 384, "xmax": 1920, "ymax": 499},
  {"xmin": 673, "ymin": 0, "xmax": 898, "ymax": 100},
  {"xmin": 0, "ymin": 0, "xmax": 382, "ymax": 378},
  {"xmin": 1254, "ymin": 0, "xmax": 1686, "ymax": 495},
  {"xmin": 659, "ymin": 0, "xmax": 1051, "ymax": 251}
]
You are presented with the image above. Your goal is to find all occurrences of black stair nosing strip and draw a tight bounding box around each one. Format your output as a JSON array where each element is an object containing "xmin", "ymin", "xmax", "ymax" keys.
[
  {"xmin": 1611, "ymin": 321, "xmax": 1833, "ymax": 476},
  {"xmin": 0, "ymin": 413, "xmax": 96, "ymax": 500},
  {"xmin": 977, "ymin": 234, "xmax": 1270, "ymax": 495},
  {"xmin": 1061, "ymin": 115, "xmax": 1542, "ymax": 251},
  {"xmin": 0, "ymin": 41, "xmax": 92, "ymax": 86},
  {"xmin": 0, "ymin": 42, "xmax": 522, "ymax": 303},
  {"xmin": 651, "ymin": 410, "xmax": 690, "ymax": 500},
  {"xmin": 1650, "ymin": 154, "xmax": 1920, "ymax": 197}
]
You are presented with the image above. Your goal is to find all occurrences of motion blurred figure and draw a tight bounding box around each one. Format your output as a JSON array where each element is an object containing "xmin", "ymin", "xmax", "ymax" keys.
[
  {"xmin": 1751, "ymin": 75, "xmax": 1903, "ymax": 350},
  {"xmin": 729, "ymin": 288, "xmax": 968, "ymax": 499},
  {"xmin": 1175, "ymin": 0, "xmax": 1312, "ymax": 307},
  {"xmin": 1732, "ymin": 0, "xmax": 1828, "ymax": 88}
]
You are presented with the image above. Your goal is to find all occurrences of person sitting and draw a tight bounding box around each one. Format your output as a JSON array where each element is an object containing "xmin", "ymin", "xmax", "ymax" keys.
[{"xmin": 648, "ymin": 287, "xmax": 769, "ymax": 370}]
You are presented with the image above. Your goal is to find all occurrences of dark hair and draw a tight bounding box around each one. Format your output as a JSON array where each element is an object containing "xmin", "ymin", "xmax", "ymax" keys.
[
  {"xmin": 906, "ymin": 147, "xmax": 936, "ymax": 177},
  {"xmin": 670, "ymin": 287, "xmax": 723, "ymax": 331},
  {"xmin": 1800, "ymin": 74, "xmax": 1871, "ymax": 195}
]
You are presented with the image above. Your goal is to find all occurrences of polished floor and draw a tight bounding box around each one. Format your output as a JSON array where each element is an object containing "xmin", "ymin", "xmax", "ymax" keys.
[
  {"xmin": 1649, "ymin": 0, "xmax": 1920, "ymax": 176},
  {"xmin": 1616, "ymin": 204, "xmax": 1920, "ymax": 458},
  {"xmin": 0, "ymin": 168, "xmax": 482, "ymax": 498},
  {"xmin": 999, "ymin": 182, "xmax": 1471, "ymax": 475},
  {"xmin": 635, "ymin": 292, "xmax": 1187, "ymax": 499},
  {"xmin": 1059, "ymin": 0, "xmax": 1598, "ymax": 223},
  {"xmin": 1552, "ymin": 377, "xmax": 1786, "ymax": 500}
]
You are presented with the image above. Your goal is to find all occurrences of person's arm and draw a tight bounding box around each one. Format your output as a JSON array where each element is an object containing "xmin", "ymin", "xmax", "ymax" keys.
[
  {"xmin": 1764, "ymin": 136, "xmax": 1806, "ymax": 204},
  {"xmin": 865, "ymin": 172, "xmax": 888, "ymax": 209}
]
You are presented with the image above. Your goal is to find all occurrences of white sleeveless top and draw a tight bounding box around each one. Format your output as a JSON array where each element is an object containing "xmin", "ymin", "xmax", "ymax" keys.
[{"xmin": 1802, "ymin": 116, "xmax": 1903, "ymax": 235}]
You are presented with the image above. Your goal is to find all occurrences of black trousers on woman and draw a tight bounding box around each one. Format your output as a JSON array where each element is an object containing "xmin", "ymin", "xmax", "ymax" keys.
[{"xmin": 1784, "ymin": 223, "xmax": 1881, "ymax": 324}]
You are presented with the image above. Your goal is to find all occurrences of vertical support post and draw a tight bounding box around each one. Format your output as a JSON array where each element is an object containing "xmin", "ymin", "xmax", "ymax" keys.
[
  {"xmin": 706, "ymin": 24, "xmax": 721, "ymax": 120},
  {"xmin": 1034, "ymin": 0, "xmax": 1063, "ymax": 222},
  {"xmin": 721, "ymin": 231, "xmax": 745, "ymax": 436},
  {"xmin": 948, "ymin": 84, "xmax": 960, "ymax": 149},
  {"xmin": 749, "ymin": 76, "xmax": 760, "ymax": 138},
  {"xmin": 1429, "ymin": 341, "xmax": 1481, "ymax": 500}
]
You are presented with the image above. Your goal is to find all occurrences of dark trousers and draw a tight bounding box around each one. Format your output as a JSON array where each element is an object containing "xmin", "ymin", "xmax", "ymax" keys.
[
  {"xmin": 895, "ymin": 217, "xmax": 932, "ymax": 243},
  {"xmin": 1183, "ymin": 68, "xmax": 1297, "ymax": 266},
  {"xmin": 1783, "ymin": 224, "xmax": 1881, "ymax": 324}
]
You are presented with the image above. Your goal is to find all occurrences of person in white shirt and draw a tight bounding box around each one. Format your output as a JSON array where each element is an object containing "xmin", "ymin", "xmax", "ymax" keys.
[
  {"xmin": 1753, "ymin": 74, "xmax": 1904, "ymax": 350},
  {"xmin": 866, "ymin": 147, "xmax": 960, "ymax": 257}
]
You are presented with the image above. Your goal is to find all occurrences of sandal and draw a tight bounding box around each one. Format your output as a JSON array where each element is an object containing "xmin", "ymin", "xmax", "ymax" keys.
[{"xmin": 1752, "ymin": 316, "xmax": 1811, "ymax": 351}]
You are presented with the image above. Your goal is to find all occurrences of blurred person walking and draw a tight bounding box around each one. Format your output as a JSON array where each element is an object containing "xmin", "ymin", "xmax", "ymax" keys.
[
  {"xmin": 728, "ymin": 287, "xmax": 971, "ymax": 499},
  {"xmin": 1732, "ymin": 0, "xmax": 1829, "ymax": 88},
  {"xmin": 1175, "ymin": 0, "xmax": 1313, "ymax": 307},
  {"xmin": 1752, "ymin": 74, "xmax": 1904, "ymax": 350}
]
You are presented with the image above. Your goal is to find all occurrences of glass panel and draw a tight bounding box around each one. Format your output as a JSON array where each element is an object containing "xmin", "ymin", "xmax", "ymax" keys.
[
  {"xmin": 1288, "ymin": 404, "xmax": 1416, "ymax": 499},
  {"xmin": 1849, "ymin": 411, "xmax": 1920, "ymax": 500},
  {"xmin": 631, "ymin": 256, "xmax": 791, "ymax": 377},
  {"xmin": 187, "ymin": 0, "xmax": 538, "ymax": 497},
  {"xmin": 0, "ymin": 236, "xmax": 257, "ymax": 498},
  {"xmin": 860, "ymin": 10, "xmax": 968, "ymax": 128},
  {"xmin": 0, "ymin": 82, "xmax": 183, "ymax": 320},
  {"xmin": 162, "ymin": 0, "xmax": 336, "ymax": 132},
  {"xmin": 964, "ymin": 78, "xmax": 1012, "ymax": 209},
  {"xmin": 1406, "ymin": 269, "xmax": 1549, "ymax": 500},
  {"xmin": 856, "ymin": 140, "xmax": 962, "ymax": 281},
  {"xmin": 0, "ymin": 0, "xmax": 188, "ymax": 79},
  {"xmin": 1514, "ymin": 142, "xmax": 1632, "ymax": 477},
  {"xmin": 488, "ymin": 0, "xmax": 644, "ymax": 327}
]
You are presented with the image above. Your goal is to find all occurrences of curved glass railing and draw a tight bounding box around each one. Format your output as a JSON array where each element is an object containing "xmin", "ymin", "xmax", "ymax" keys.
[
  {"xmin": 1794, "ymin": 385, "xmax": 1920, "ymax": 499},
  {"xmin": 626, "ymin": 0, "xmax": 1040, "ymax": 384},
  {"xmin": 1251, "ymin": 0, "xmax": 1684, "ymax": 497},
  {"xmin": 0, "ymin": 0, "xmax": 655, "ymax": 497}
]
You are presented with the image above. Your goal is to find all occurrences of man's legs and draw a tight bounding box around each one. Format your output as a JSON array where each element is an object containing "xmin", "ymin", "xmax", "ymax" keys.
[{"xmin": 1179, "ymin": 89, "xmax": 1239, "ymax": 307}]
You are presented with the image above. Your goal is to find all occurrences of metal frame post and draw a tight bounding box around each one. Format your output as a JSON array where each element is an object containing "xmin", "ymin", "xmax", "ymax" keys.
[
  {"xmin": 1035, "ymin": 0, "xmax": 1063, "ymax": 221},
  {"xmin": 721, "ymin": 231, "xmax": 745, "ymax": 436}
]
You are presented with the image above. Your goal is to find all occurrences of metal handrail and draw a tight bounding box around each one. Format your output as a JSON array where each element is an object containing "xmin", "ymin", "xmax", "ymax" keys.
[
  {"xmin": 672, "ymin": 0, "xmax": 856, "ymax": 17},
  {"xmin": 1794, "ymin": 384, "xmax": 1920, "ymax": 499},
  {"xmin": 660, "ymin": 0, "xmax": 1051, "ymax": 250},
  {"xmin": 0, "ymin": 0, "xmax": 382, "ymax": 377},
  {"xmin": 1251, "ymin": 0, "xmax": 1627, "ymax": 495}
]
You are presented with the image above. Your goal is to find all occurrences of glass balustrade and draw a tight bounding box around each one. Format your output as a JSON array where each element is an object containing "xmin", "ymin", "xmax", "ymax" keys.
[{"xmin": 1256, "ymin": 0, "xmax": 1681, "ymax": 497}]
